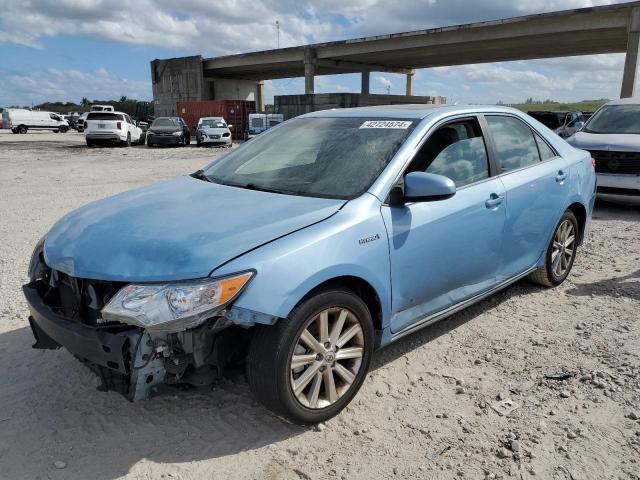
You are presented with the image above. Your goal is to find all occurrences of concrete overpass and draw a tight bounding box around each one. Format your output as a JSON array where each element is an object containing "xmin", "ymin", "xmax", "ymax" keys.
[{"xmin": 152, "ymin": 2, "xmax": 640, "ymax": 114}]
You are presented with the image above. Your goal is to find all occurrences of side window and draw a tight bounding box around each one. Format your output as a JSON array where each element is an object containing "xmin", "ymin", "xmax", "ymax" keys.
[
  {"xmin": 534, "ymin": 133, "xmax": 556, "ymax": 161},
  {"xmin": 486, "ymin": 116, "xmax": 540, "ymax": 172},
  {"xmin": 49, "ymin": 113, "xmax": 58, "ymax": 121},
  {"xmin": 408, "ymin": 119, "xmax": 490, "ymax": 188}
]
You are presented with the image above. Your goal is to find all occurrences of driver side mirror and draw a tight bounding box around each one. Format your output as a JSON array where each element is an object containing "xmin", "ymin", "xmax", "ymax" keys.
[
  {"xmin": 390, "ymin": 172, "xmax": 456, "ymax": 205},
  {"xmin": 574, "ymin": 121, "xmax": 584, "ymax": 131},
  {"xmin": 228, "ymin": 124, "xmax": 233, "ymax": 129}
]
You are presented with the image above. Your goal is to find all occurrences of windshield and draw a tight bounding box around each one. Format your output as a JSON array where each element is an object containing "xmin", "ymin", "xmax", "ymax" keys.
[
  {"xmin": 152, "ymin": 118, "xmax": 179, "ymax": 127},
  {"xmin": 202, "ymin": 117, "xmax": 416, "ymax": 199},
  {"xmin": 200, "ymin": 119, "xmax": 226, "ymax": 128},
  {"xmin": 583, "ymin": 105, "xmax": 640, "ymax": 134}
]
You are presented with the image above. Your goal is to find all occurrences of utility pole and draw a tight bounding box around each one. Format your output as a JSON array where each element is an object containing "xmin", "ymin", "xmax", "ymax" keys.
[{"xmin": 275, "ymin": 20, "xmax": 280, "ymax": 48}]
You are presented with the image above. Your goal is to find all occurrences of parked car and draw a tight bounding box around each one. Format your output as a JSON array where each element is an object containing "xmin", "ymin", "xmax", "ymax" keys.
[
  {"xmin": 76, "ymin": 112, "xmax": 88, "ymax": 132},
  {"xmin": 196, "ymin": 117, "xmax": 232, "ymax": 146},
  {"xmin": 84, "ymin": 111, "xmax": 143, "ymax": 147},
  {"xmin": 146, "ymin": 117, "xmax": 190, "ymax": 147},
  {"xmin": 2, "ymin": 109, "xmax": 69, "ymax": 134},
  {"xmin": 23, "ymin": 105, "xmax": 595, "ymax": 424},
  {"xmin": 566, "ymin": 98, "xmax": 640, "ymax": 204},
  {"xmin": 64, "ymin": 113, "xmax": 82, "ymax": 131},
  {"xmin": 527, "ymin": 110, "xmax": 587, "ymax": 138},
  {"xmin": 246, "ymin": 113, "xmax": 284, "ymax": 139}
]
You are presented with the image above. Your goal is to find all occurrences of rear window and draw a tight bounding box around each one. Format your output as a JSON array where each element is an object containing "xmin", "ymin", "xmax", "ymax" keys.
[{"xmin": 87, "ymin": 113, "xmax": 123, "ymax": 121}]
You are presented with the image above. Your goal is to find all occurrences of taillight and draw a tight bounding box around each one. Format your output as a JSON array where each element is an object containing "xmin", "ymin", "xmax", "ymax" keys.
[
  {"xmin": 117, "ymin": 121, "xmax": 122, "ymax": 130},
  {"xmin": 591, "ymin": 157, "xmax": 596, "ymax": 170}
]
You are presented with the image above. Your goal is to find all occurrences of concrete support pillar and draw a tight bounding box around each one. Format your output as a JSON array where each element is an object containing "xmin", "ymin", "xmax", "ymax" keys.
[
  {"xmin": 621, "ymin": 7, "xmax": 640, "ymax": 98},
  {"xmin": 406, "ymin": 70, "xmax": 415, "ymax": 96},
  {"xmin": 361, "ymin": 71, "xmax": 370, "ymax": 94},
  {"xmin": 256, "ymin": 80, "xmax": 265, "ymax": 111},
  {"xmin": 304, "ymin": 48, "xmax": 317, "ymax": 95}
]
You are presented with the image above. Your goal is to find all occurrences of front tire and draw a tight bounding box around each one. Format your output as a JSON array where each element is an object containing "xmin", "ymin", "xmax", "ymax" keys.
[
  {"xmin": 247, "ymin": 286, "xmax": 374, "ymax": 425},
  {"xmin": 528, "ymin": 210, "xmax": 579, "ymax": 287}
]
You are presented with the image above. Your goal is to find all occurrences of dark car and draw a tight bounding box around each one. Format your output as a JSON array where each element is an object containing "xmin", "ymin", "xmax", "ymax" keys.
[{"xmin": 146, "ymin": 117, "xmax": 190, "ymax": 147}]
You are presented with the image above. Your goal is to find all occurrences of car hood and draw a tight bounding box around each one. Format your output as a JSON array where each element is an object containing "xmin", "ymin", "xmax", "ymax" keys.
[
  {"xmin": 149, "ymin": 126, "xmax": 182, "ymax": 134},
  {"xmin": 44, "ymin": 176, "xmax": 344, "ymax": 282},
  {"xmin": 567, "ymin": 131, "xmax": 640, "ymax": 151},
  {"xmin": 200, "ymin": 127, "xmax": 229, "ymax": 135}
]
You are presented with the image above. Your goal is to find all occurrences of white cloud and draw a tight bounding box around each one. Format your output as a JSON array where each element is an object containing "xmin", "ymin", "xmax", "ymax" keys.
[
  {"xmin": 0, "ymin": 67, "xmax": 151, "ymax": 106},
  {"xmin": 377, "ymin": 76, "xmax": 392, "ymax": 89},
  {"xmin": 0, "ymin": 0, "xmax": 632, "ymax": 105}
]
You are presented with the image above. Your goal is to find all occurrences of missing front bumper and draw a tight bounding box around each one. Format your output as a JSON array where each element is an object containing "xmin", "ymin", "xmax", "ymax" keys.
[{"xmin": 24, "ymin": 282, "xmax": 166, "ymax": 401}]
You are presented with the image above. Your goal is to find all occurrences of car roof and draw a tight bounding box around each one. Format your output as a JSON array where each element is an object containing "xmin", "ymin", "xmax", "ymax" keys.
[
  {"xmin": 299, "ymin": 104, "xmax": 527, "ymax": 120},
  {"xmin": 87, "ymin": 111, "xmax": 126, "ymax": 115},
  {"xmin": 199, "ymin": 117, "xmax": 224, "ymax": 121},
  {"xmin": 604, "ymin": 97, "xmax": 640, "ymax": 106}
]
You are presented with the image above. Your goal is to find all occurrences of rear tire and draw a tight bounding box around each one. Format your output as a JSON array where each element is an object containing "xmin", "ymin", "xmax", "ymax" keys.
[
  {"xmin": 528, "ymin": 210, "xmax": 579, "ymax": 287},
  {"xmin": 18, "ymin": 125, "xmax": 27, "ymax": 134},
  {"xmin": 121, "ymin": 132, "xmax": 131, "ymax": 147},
  {"xmin": 247, "ymin": 286, "xmax": 374, "ymax": 425}
]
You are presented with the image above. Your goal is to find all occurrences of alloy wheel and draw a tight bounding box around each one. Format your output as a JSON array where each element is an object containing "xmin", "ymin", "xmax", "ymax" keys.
[
  {"xmin": 289, "ymin": 307, "xmax": 364, "ymax": 409},
  {"xmin": 551, "ymin": 219, "xmax": 575, "ymax": 277}
]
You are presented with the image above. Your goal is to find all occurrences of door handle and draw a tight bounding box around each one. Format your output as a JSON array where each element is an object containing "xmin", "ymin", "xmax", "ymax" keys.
[
  {"xmin": 485, "ymin": 193, "xmax": 504, "ymax": 209},
  {"xmin": 555, "ymin": 170, "xmax": 567, "ymax": 183}
]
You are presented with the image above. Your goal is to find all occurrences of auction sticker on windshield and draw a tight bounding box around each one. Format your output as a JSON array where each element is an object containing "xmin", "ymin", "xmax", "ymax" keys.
[{"xmin": 360, "ymin": 120, "xmax": 413, "ymax": 129}]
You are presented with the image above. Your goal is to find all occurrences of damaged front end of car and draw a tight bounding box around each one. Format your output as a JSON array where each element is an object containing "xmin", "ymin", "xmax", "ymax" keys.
[{"xmin": 23, "ymin": 239, "xmax": 268, "ymax": 401}]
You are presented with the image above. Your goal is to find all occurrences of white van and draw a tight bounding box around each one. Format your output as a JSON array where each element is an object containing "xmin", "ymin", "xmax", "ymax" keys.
[{"xmin": 3, "ymin": 109, "xmax": 70, "ymax": 134}]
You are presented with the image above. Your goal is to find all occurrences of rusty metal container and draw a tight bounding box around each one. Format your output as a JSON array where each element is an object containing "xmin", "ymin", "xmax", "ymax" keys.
[{"xmin": 176, "ymin": 100, "xmax": 256, "ymax": 140}]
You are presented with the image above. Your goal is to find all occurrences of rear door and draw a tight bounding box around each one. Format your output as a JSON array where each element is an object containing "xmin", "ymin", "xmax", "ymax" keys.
[
  {"xmin": 483, "ymin": 114, "xmax": 568, "ymax": 282},
  {"xmin": 383, "ymin": 116, "xmax": 506, "ymax": 334}
]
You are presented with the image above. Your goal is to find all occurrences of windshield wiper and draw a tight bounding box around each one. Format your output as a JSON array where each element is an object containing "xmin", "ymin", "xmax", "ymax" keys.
[
  {"xmin": 241, "ymin": 183, "xmax": 296, "ymax": 195},
  {"xmin": 191, "ymin": 170, "xmax": 212, "ymax": 182}
]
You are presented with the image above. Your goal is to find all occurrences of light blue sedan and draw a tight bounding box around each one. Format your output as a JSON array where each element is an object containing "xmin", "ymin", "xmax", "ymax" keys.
[{"xmin": 24, "ymin": 105, "xmax": 596, "ymax": 424}]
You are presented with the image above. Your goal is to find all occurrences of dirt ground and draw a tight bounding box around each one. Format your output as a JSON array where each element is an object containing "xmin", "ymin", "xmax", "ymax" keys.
[{"xmin": 0, "ymin": 130, "xmax": 638, "ymax": 480}]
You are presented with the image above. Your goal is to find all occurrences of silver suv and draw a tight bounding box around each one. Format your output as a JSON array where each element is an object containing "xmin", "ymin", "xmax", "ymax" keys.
[{"xmin": 567, "ymin": 98, "xmax": 640, "ymax": 205}]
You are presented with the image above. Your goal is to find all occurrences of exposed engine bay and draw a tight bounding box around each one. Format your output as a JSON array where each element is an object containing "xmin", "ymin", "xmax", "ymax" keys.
[{"xmin": 25, "ymin": 259, "xmax": 252, "ymax": 401}]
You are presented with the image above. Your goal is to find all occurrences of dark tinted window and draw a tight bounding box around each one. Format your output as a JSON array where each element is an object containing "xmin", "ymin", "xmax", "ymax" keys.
[
  {"xmin": 534, "ymin": 133, "xmax": 556, "ymax": 161},
  {"xmin": 86, "ymin": 113, "xmax": 123, "ymax": 121},
  {"xmin": 486, "ymin": 116, "xmax": 540, "ymax": 172},
  {"xmin": 203, "ymin": 117, "xmax": 416, "ymax": 199},
  {"xmin": 409, "ymin": 119, "xmax": 489, "ymax": 187}
]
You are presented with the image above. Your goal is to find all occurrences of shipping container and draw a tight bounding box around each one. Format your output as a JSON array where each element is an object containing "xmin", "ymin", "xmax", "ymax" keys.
[{"xmin": 176, "ymin": 100, "xmax": 256, "ymax": 140}]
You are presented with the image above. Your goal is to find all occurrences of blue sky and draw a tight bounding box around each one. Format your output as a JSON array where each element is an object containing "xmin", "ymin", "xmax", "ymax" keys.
[{"xmin": 0, "ymin": 0, "xmax": 628, "ymax": 107}]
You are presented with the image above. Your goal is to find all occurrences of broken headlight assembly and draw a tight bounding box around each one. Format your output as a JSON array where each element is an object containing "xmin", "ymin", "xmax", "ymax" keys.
[{"xmin": 101, "ymin": 271, "xmax": 254, "ymax": 332}]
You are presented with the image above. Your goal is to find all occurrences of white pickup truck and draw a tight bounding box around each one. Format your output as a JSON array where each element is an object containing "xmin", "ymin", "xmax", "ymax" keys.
[{"xmin": 84, "ymin": 111, "xmax": 143, "ymax": 147}]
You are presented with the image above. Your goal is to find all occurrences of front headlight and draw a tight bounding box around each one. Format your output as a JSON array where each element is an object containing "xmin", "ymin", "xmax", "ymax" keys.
[
  {"xmin": 101, "ymin": 271, "xmax": 254, "ymax": 332},
  {"xmin": 173, "ymin": 130, "xmax": 183, "ymax": 136}
]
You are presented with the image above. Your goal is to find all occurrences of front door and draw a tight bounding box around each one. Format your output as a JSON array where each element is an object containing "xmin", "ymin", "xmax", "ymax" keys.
[{"xmin": 382, "ymin": 117, "xmax": 506, "ymax": 334}]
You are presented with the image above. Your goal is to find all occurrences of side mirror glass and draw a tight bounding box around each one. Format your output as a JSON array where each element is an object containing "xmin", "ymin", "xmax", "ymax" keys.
[
  {"xmin": 228, "ymin": 124, "xmax": 233, "ymax": 129},
  {"xmin": 574, "ymin": 121, "xmax": 584, "ymax": 131},
  {"xmin": 404, "ymin": 172, "xmax": 456, "ymax": 202}
]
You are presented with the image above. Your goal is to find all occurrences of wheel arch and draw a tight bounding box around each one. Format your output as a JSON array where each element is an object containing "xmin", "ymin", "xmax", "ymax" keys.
[
  {"xmin": 567, "ymin": 201, "xmax": 587, "ymax": 245},
  {"xmin": 295, "ymin": 275, "xmax": 384, "ymax": 335}
]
